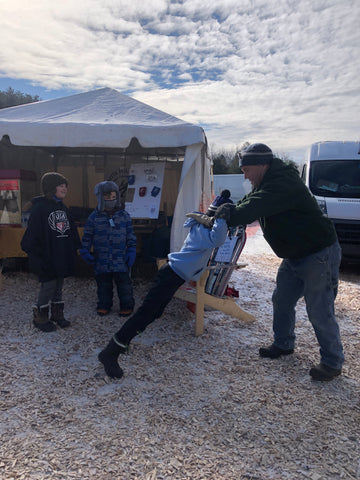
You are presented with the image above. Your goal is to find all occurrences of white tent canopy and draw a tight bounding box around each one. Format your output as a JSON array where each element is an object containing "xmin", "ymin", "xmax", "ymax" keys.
[{"xmin": 0, "ymin": 88, "xmax": 212, "ymax": 252}]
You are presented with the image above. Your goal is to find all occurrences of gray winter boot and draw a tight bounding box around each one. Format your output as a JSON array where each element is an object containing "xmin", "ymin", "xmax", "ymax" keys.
[
  {"xmin": 50, "ymin": 301, "xmax": 71, "ymax": 328},
  {"xmin": 33, "ymin": 304, "xmax": 56, "ymax": 332}
]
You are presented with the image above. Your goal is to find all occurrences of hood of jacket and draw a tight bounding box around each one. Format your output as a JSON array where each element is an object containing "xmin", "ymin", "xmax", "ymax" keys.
[{"xmin": 94, "ymin": 181, "xmax": 121, "ymax": 212}]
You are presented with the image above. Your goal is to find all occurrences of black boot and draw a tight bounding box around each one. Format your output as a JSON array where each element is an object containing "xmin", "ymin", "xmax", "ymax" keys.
[
  {"xmin": 98, "ymin": 337, "xmax": 127, "ymax": 378},
  {"xmin": 309, "ymin": 363, "xmax": 342, "ymax": 381},
  {"xmin": 259, "ymin": 343, "xmax": 294, "ymax": 359},
  {"xmin": 50, "ymin": 301, "xmax": 71, "ymax": 328},
  {"xmin": 33, "ymin": 304, "xmax": 56, "ymax": 332}
]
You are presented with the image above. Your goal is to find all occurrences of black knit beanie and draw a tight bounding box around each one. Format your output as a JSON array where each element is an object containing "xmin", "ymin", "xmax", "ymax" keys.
[
  {"xmin": 239, "ymin": 143, "xmax": 274, "ymax": 167},
  {"xmin": 41, "ymin": 172, "xmax": 68, "ymax": 197},
  {"xmin": 220, "ymin": 189, "xmax": 231, "ymax": 199}
]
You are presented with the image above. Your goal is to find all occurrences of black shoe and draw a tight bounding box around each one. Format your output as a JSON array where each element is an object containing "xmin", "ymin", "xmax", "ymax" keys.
[
  {"xmin": 33, "ymin": 320, "xmax": 57, "ymax": 332},
  {"xmin": 98, "ymin": 350, "xmax": 124, "ymax": 379},
  {"xmin": 55, "ymin": 317, "xmax": 71, "ymax": 328},
  {"xmin": 98, "ymin": 338, "xmax": 126, "ymax": 379},
  {"xmin": 309, "ymin": 363, "xmax": 341, "ymax": 381},
  {"xmin": 259, "ymin": 344, "xmax": 294, "ymax": 359}
]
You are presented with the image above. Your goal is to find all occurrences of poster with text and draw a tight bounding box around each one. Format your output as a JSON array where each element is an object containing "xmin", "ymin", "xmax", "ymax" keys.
[{"xmin": 125, "ymin": 162, "xmax": 165, "ymax": 219}]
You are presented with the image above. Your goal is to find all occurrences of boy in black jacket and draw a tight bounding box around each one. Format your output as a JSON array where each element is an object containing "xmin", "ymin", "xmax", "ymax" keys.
[{"xmin": 21, "ymin": 172, "xmax": 81, "ymax": 332}]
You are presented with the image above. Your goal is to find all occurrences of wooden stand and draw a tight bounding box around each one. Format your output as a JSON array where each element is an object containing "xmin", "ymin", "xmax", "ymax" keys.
[{"xmin": 157, "ymin": 259, "xmax": 256, "ymax": 336}]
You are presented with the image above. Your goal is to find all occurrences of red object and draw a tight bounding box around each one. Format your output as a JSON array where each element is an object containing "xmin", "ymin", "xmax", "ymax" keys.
[
  {"xmin": 224, "ymin": 286, "xmax": 239, "ymax": 298},
  {"xmin": 246, "ymin": 221, "xmax": 260, "ymax": 237},
  {"xmin": 139, "ymin": 187, "xmax": 147, "ymax": 197},
  {"xmin": 186, "ymin": 302, "xmax": 196, "ymax": 313},
  {"xmin": 0, "ymin": 179, "xmax": 19, "ymax": 190},
  {"xmin": 186, "ymin": 280, "xmax": 197, "ymax": 312}
]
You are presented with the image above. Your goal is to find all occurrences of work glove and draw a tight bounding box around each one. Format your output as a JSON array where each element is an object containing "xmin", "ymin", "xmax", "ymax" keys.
[
  {"xmin": 79, "ymin": 248, "xmax": 95, "ymax": 265},
  {"xmin": 185, "ymin": 212, "xmax": 214, "ymax": 228},
  {"xmin": 214, "ymin": 203, "xmax": 236, "ymax": 223},
  {"xmin": 126, "ymin": 247, "xmax": 136, "ymax": 267}
]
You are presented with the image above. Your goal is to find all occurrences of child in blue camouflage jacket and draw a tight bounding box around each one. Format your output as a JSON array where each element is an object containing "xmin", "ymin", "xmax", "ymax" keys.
[{"xmin": 80, "ymin": 181, "xmax": 137, "ymax": 317}]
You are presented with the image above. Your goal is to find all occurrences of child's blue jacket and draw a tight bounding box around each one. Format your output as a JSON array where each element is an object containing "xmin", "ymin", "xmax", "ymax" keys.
[
  {"xmin": 81, "ymin": 208, "xmax": 136, "ymax": 275},
  {"xmin": 168, "ymin": 217, "xmax": 227, "ymax": 281}
]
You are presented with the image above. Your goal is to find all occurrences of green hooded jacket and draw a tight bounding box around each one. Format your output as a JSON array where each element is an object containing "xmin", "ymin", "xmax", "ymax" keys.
[{"xmin": 228, "ymin": 157, "xmax": 337, "ymax": 258}]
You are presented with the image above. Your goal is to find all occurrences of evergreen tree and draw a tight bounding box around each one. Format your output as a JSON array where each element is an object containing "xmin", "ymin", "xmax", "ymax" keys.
[
  {"xmin": 0, "ymin": 87, "xmax": 41, "ymax": 109},
  {"xmin": 212, "ymin": 153, "xmax": 230, "ymax": 174}
]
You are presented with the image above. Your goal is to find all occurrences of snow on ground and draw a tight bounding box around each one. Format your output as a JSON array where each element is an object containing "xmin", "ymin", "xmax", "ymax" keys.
[{"xmin": 0, "ymin": 226, "xmax": 359, "ymax": 480}]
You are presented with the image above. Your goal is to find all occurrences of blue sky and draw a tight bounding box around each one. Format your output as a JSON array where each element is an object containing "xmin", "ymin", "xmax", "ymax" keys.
[{"xmin": 0, "ymin": 0, "xmax": 359, "ymax": 162}]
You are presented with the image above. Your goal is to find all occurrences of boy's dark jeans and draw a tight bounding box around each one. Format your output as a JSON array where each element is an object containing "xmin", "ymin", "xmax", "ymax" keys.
[
  {"xmin": 95, "ymin": 271, "xmax": 134, "ymax": 311},
  {"xmin": 115, "ymin": 264, "xmax": 184, "ymax": 344}
]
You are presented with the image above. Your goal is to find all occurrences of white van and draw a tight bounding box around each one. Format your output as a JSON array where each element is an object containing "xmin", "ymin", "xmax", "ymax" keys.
[{"xmin": 300, "ymin": 141, "xmax": 360, "ymax": 261}]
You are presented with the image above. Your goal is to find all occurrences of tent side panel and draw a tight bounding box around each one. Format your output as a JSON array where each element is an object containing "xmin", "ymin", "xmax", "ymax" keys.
[{"xmin": 170, "ymin": 144, "xmax": 211, "ymax": 252}]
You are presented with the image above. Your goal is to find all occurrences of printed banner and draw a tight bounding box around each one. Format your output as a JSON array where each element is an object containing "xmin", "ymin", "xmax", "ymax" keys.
[{"xmin": 125, "ymin": 163, "xmax": 165, "ymax": 219}]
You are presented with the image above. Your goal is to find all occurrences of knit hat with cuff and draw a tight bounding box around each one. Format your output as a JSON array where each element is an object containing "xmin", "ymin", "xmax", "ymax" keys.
[
  {"xmin": 41, "ymin": 172, "xmax": 68, "ymax": 198},
  {"xmin": 206, "ymin": 189, "xmax": 233, "ymax": 217},
  {"xmin": 238, "ymin": 143, "xmax": 274, "ymax": 167}
]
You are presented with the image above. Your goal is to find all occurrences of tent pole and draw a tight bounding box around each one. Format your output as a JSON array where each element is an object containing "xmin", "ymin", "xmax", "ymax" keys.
[
  {"xmin": 53, "ymin": 151, "xmax": 59, "ymax": 171},
  {"xmin": 82, "ymin": 157, "xmax": 88, "ymax": 208}
]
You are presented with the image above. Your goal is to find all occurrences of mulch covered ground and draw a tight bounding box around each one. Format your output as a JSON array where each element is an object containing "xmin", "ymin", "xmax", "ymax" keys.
[{"xmin": 0, "ymin": 245, "xmax": 359, "ymax": 480}]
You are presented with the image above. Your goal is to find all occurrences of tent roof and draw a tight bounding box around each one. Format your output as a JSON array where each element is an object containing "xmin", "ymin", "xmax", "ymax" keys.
[{"xmin": 0, "ymin": 87, "xmax": 206, "ymax": 149}]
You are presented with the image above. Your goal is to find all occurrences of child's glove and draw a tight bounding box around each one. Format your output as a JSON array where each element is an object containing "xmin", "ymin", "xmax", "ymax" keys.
[
  {"xmin": 185, "ymin": 212, "xmax": 214, "ymax": 228},
  {"xmin": 126, "ymin": 247, "xmax": 136, "ymax": 267},
  {"xmin": 79, "ymin": 248, "xmax": 95, "ymax": 265},
  {"xmin": 214, "ymin": 203, "xmax": 235, "ymax": 222}
]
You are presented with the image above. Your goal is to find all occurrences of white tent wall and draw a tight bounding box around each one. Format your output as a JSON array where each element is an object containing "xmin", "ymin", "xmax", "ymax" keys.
[{"xmin": 171, "ymin": 143, "xmax": 212, "ymax": 252}]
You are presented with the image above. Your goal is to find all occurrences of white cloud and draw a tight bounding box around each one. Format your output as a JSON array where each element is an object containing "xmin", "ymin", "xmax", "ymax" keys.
[{"xmin": 0, "ymin": 0, "xmax": 359, "ymax": 160}]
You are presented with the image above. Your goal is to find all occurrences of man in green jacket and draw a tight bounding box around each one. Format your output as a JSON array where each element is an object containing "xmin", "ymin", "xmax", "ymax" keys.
[{"xmin": 216, "ymin": 143, "xmax": 344, "ymax": 381}]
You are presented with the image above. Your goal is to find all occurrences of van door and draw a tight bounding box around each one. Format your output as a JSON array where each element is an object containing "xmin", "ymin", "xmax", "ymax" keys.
[{"xmin": 308, "ymin": 158, "xmax": 360, "ymax": 259}]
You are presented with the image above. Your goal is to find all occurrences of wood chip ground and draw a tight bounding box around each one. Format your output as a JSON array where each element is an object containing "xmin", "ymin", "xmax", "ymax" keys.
[{"xmin": 0, "ymin": 250, "xmax": 359, "ymax": 480}]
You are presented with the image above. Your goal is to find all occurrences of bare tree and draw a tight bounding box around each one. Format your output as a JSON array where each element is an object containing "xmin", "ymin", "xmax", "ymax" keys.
[
  {"xmin": 211, "ymin": 143, "xmax": 295, "ymax": 174},
  {"xmin": 211, "ymin": 142, "xmax": 250, "ymax": 174}
]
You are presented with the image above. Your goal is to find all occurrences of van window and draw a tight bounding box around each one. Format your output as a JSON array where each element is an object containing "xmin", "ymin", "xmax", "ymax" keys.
[
  {"xmin": 301, "ymin": 164, "xmax": 307, "ymax": 182},
  {"xmin": 309, "ymin": 160, "xmax": 360, "ymax": 198}
]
